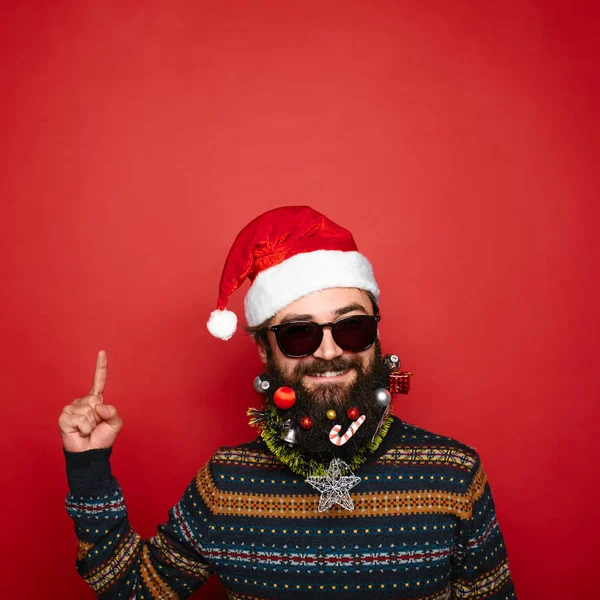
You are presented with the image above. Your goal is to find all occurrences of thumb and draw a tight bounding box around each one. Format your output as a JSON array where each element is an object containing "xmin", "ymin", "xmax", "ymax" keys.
[{"xmin": 95, "ymin": 403, "xmax": 122, "ymax": 426}]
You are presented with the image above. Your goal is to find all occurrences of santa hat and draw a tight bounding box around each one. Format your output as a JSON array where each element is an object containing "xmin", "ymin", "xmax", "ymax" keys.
[{"xmin": 207, "ymin": 206, "xmax": 380, "ymax": 340}]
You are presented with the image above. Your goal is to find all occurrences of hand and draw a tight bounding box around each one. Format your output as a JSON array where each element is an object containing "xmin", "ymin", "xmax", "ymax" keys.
[{"xmin": 58, "ymin": 350, "xmax": 124, "ymax": 452}]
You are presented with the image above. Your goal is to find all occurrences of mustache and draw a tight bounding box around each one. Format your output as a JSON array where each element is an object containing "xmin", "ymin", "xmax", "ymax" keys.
[{"xmin": 291, "ymin": 356, "xmax": 364, "ymax": 379}]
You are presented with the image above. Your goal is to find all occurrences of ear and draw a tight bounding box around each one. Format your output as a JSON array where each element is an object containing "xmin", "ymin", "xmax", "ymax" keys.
[{"xmin": 257, "ymin": 343, "xmax": 268, "ymax": 364}]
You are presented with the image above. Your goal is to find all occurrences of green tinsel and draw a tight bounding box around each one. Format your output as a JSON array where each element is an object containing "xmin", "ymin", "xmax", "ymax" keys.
[{"xmin": 248, "ymin": 405, "xmax": 394, "ymax": 479}]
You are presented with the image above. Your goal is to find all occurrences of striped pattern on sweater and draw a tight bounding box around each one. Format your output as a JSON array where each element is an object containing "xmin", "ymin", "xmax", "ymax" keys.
[{"xmin": 65, "ymin": 416, "xmax": 516, "ymax": 599}]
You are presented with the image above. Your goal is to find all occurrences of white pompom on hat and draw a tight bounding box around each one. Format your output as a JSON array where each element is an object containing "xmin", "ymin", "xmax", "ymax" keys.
[{"xmin": 207, "ymin": 206, "xmax": 380, "ymax": 340}]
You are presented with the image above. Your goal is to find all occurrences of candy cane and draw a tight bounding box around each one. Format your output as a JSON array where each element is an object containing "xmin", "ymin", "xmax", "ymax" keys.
[{"xmin": 329, "ymin": 415, "xmax": 366, "ymax": 446}]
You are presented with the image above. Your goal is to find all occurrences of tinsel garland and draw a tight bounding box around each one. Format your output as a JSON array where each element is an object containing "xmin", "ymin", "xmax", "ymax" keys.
[{"xmin": 248, "ymin": 405, "xmax": 394, "ymax": 479}]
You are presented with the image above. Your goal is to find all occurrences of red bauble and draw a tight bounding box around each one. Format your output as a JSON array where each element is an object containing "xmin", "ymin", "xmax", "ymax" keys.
[
  {"xmin": 300, "ymin": 416, "xmax": 313, "ymax": 430},
  {"xmin": 346, "ymin": 407, "xmax": 360, "ymax": 420},
  {"xmin": 273, "ymin": 386, "xmax": 296, "ymax": 410}
]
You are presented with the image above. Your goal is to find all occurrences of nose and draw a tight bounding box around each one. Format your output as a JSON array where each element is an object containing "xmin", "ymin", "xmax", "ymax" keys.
[{"xmin": 312, "ymin": 327, "xmax": 344, "ymax": 361}]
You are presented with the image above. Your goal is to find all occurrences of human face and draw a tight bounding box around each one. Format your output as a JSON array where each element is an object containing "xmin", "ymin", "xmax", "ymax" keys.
[{"xmin": 258, "ymin": 288, "xmax": 378, "ymax": 393}]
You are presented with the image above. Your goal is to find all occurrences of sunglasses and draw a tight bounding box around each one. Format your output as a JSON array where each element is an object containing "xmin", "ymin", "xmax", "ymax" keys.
[{"xmin": 266, "ymin": 315, "xmax": 381, "ymax": 358}]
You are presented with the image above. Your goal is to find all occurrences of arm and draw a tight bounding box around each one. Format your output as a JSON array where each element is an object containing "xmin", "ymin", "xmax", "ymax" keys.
[
  {"xmin": 450, "ymin": 458, "xmax": 517, "ymax": 599},
  {"xmin": 64, "ymin": 447, "xmax": 213, "ymax": 598},
  {"xmin": 59, "ymin": 351, "xmax": 213, "ymax": 597}
]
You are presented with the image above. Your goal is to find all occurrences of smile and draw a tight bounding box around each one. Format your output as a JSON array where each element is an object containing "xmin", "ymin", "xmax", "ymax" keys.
[{"xmin": 306, "ymin": 369, "xmax": 352, "ymax": 379}]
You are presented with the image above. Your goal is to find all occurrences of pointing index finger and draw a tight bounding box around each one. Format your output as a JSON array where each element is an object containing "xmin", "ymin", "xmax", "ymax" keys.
[{"xmin": 90, "ymin": 350, "xmax": 108, "ymax": 398}]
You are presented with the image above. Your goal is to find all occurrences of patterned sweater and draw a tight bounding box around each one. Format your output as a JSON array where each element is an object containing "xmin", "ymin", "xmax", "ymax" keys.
[{"xmin": 64, "ymin": 416, "xmax": 516, "ymax": 599}]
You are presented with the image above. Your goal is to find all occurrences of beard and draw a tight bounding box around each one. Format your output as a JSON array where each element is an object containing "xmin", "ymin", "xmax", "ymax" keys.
[{"xmin": 265, "ymin": 340, "xmax": 391, "ymax": 463}]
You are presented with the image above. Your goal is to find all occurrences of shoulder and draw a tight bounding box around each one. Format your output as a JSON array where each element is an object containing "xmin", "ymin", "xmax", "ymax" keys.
[
  {"xmin": 207, "ymin": 436, "xmax": 282, "ymax": 470},
  {"xmin": 375, "ymin": 418, "xmax": 489, "ymax": 517},
  {"xmin": 378, "ymin": 416, "xmax": 482, "ymax": 474},
  {"xmin": 393, "ymin": 417, "xmax": 480, "ymax": 455},
  {"xmin": 191, "ymin": 437, "xmax": 281, "ymax": 498}
]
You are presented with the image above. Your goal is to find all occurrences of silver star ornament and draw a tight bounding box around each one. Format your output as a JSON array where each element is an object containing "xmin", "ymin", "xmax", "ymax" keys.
[{"xmin": 306, "ymin": 458, "xmax": 361, "ymax": 512}]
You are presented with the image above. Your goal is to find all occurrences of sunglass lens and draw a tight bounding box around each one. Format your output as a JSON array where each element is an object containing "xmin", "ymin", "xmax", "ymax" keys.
[
  {"xmin": 332, "ymin": 316, "xmax": 378, "ymax": 352},
  {"xmin": 277, "ymin": 322, "xmax": 322, "ymax": 357}
]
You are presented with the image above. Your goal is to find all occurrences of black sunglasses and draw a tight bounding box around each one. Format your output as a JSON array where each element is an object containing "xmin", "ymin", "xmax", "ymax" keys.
[{"xmin": 266, "ymin": 315, "xmax": 381, "ymax": 358}]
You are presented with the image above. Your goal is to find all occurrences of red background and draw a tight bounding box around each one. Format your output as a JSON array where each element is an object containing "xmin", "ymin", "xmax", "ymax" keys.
[{"xmin": 1, "ymin": 1, "xmax": 598, "ymax": 598}]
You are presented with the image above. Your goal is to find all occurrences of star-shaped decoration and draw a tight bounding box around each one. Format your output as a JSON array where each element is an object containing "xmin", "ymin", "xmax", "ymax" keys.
[{"xmin": 306, "ymin": 458, "xmax": 361, "ymax": 512}]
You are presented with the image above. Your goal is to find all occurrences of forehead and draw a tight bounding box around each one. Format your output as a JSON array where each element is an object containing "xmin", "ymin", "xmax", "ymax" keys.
[{"xmin": 273, "ymin": 288, "xmax": 373, "ymax": 324}]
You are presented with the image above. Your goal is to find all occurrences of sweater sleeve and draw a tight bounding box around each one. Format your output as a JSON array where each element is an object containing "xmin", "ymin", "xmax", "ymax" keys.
[
  {"xmin": 450, "ymin": 456, "xmax": 517, "ymax": 599},
  {"xmin": 64, "ymin": 448, "xmax": 214, "ymax": 598}
]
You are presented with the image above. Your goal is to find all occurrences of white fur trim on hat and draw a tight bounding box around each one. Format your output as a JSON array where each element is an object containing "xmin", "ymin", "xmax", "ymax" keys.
[
  {"xmin": 244, "ymin": 250, "xmax": 380, "ymax": 326},
  {"xmin": 207, "ymin": 308, "xmax": 238, "ymax": 340}
]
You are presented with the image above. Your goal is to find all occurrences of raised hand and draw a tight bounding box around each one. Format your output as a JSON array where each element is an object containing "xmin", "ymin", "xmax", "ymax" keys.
[{"xmin": 58, "ymin": 350, "xmax": 124, "ymax": 452}]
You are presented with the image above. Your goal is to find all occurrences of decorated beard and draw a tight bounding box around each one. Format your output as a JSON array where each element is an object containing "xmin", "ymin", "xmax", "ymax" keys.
[{"xmin": 263, "ymin": 340, "xmax": 391, "ymax": 464}]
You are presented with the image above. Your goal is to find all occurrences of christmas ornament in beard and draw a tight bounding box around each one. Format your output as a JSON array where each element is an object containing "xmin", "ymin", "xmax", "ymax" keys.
[{"xmin": 265, "ymin": 340, "xmax": 391, "ymax": 463}]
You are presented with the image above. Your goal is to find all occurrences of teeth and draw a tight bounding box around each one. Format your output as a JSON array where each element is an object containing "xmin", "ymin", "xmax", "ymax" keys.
[{"xmin": 315, "ymin": 370, "xmax": 346, "ymax": 378}]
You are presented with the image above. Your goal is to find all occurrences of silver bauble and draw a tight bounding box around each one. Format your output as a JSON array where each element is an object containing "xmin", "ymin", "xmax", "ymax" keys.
[
  {"xmin": 374, "ymin": 387, "xmax": 392, "ymax": 407},
  {"xmin": 253, "ymin": 375, "xmax": 271, "ymax": 393}
]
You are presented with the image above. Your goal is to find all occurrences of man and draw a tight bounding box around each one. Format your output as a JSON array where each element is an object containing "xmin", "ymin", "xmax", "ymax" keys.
[{"xmin": 60, "ymin": 206, "xmax": 516, "ymax": 599}]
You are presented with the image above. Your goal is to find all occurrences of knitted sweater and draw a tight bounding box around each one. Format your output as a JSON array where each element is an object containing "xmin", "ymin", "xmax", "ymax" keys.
[{"xmin": 64, "ymin": 416, "xmax": 516, "ymax": 599}]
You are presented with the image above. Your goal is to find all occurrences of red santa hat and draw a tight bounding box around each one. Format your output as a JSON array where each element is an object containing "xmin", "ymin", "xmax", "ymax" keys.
[{"xmin": 207, "ymin": 206, "xmax": 380, "ymax": 340}]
